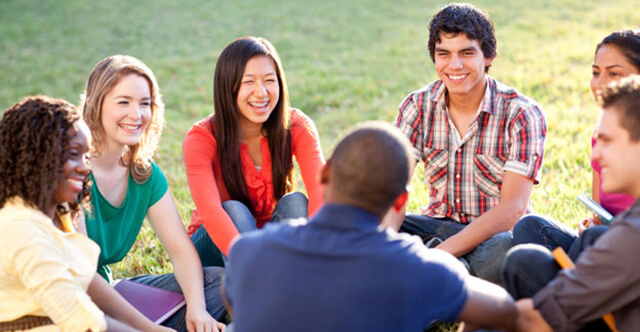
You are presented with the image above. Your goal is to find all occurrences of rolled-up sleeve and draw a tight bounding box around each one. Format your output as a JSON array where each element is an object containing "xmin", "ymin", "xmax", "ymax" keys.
[{"xmin": 504, "ymin": 105, "xmax": 546, "ymax": 184}]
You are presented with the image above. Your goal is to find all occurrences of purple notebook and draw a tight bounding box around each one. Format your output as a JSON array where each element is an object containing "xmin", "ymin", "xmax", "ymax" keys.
[{"xmin": 113, "ymin": 279, "xmax": 186, "ymax": 324}]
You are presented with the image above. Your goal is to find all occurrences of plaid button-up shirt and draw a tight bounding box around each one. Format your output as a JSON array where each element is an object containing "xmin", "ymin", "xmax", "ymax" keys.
[{"xmin": 395, "ymin": 77, "xmax": 546, "ymax": 224}]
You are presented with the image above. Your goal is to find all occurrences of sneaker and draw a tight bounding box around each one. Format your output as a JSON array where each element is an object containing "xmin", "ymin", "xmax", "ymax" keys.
[{"xmin": 424, "ymin": 236, "xmax": 443, "ymax": 249}]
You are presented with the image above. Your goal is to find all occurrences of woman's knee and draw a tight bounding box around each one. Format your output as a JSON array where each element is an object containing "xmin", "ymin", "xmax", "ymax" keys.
[
  {"xmin": 272, "ymin": 191, "xmax": 308, "ymax": 221},
  {"xmin": 222, "ymin": 200, "xmax": 256, "ymax": 232}
]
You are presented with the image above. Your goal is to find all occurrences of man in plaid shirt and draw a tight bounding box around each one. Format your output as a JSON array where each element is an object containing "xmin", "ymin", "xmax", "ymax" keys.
[{"xmin": 394, "ymin": 3, "xmax": 546, "ymax": 284}]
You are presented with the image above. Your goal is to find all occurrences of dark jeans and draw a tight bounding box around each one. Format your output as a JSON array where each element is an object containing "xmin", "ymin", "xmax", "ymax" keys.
[
  {"xmin": 513, "ymin": 214, "xmax": 609, "ymax": 261},
  {"xmin": 191, "ymin": 192, "xmax": 309, "ymax": 267},
  {"xmin": 400, "ymin": 213, "xmax": 513, "ymax": 284},
  {"xmin": 502, "ymin": 225, "xmax": 609, "ymax": 331},
  {"xmin": 130, "ymin": 267, "xmax": 227, "ymax": 331}
]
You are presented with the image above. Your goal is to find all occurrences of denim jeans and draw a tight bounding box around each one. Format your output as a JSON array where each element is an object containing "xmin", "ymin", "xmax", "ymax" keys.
[
  {"xmin": 129, "ymin": 266, "xmax": 227, "ymax": 331},
  {"xmin": 191, "ymin": 192, "xmax": 309, "ymax": 267},
  {"xmin": 502, "ymin": 244, "xmax": 610, "ymax": 331},
  {"xmin": 513, "ymin": 215, "xmax": 609, "ymax": 261},
  {"xmin": 400, "ymin": 213, "xmax": 513, "ymax": 284}
]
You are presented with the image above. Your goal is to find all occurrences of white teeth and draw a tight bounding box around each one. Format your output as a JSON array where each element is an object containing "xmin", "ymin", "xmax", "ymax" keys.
[
  {"xmin": 448, "ymin": 74, "xmax": 467, "ymax": 80},
  {"xmin": 69, "ymin": 179, "xmax": 83, "ymax": 187},
  {"xmin": 120, "ymin": 124, "xmax": 140, "ymax": 130},
  {"xmin": 249, "ymin": 101, "xmax": 268, "ymax": 107}
]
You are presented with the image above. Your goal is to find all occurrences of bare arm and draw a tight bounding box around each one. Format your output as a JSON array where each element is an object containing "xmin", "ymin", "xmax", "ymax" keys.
[
  {"xmin": 147, "ymin": 192, "xmax": 225, "ymax": 332},
  {"xmin": 291, "ymin": 109, "xmax": 326, "ymax": 216},
  {"xmin": 592, "ymin": 169, "xmax": 601, "ymax": 204},
  {"xmin": 87, "ymin": 275, "xmax": 172, "ymax": 332},
  {"xmin": 437, "ymin": 171, "xmax": 533, "ymax": 257},
  {"xmin": 457, "ymin": 276, "xmax": 518, "ymax": 331},
  {"xmin": 105, "ymin": 316, "xmax": 141, "ymax": 332}
]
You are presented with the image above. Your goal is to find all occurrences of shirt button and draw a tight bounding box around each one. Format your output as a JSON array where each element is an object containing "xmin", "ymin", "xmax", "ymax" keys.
[
  {"xmin": 456, "ymin": 173, "xmax": 461, "ymax": 179},
  {"xmin": 457, "ymin": 149, "xmax": 461, "ymax": 153},
  {"xmin": 456, "ymin": 198, "xmax": 460, "ymax": 204}
]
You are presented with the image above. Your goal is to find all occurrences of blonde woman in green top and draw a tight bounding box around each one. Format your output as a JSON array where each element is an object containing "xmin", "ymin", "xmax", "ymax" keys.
[{"xmin": 79, "ymin": 55, "xmax": 226, "ymax": 332}]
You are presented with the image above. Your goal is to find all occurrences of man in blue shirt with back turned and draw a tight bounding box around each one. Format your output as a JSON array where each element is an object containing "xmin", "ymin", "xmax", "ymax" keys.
[{"xmin": 223, "ymin": 121, "xmax": 517, "ymax": 332}]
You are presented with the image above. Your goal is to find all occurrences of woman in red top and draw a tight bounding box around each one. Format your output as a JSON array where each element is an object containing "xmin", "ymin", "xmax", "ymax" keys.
[{"xmin": 183, "ymin": 36, "xmax": 325, "ymax": 266}]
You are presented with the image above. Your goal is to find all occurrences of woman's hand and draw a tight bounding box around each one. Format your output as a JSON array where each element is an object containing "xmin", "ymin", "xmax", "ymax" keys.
[
  {"xmin": 186, "ymin": 306, "xmax": 225, "ymax": 332},
  {"xmin": 578, "ymin": 215, "xmax": 602, "ymax": 235}
]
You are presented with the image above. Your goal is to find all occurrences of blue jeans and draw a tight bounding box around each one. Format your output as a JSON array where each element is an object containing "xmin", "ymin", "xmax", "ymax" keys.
[
  {"xmin": 400, "ymin": 213, "xmax": 513, "ymax": 284},
  {"xmin": 501, "ymin": 244, "xmax": 609, "ymax": 331},
  {"xmin": 129, "ymin": 267, "xmax": 227, "ymax": 331},
  {"xmin": 513, "ymin": 215, "xmax": 608, "ymax": 261},
  {"xmin": 191, "ymin": 192, "xmax": 309, "ymax": 267}
]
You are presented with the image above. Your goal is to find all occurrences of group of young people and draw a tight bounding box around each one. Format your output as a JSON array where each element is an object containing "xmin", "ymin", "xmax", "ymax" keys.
[{"xmin": 0, "ymin": 2, "xmax": 639, "ymax": 332}]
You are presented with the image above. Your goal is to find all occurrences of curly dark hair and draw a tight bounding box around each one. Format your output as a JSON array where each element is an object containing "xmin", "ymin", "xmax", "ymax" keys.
[
  {"xmin": 0, "ymin": 95, "xmax": 90, "ymax": 218},
  {"xmin": 428, "ymin": 3, "xmax": 497, "ymax": 72}
]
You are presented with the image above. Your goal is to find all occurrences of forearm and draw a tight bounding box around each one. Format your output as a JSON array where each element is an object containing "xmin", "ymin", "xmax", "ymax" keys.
[
  {"xmin": 169, "ymin": 245, "xmax": 207, "ymax": 311},
  {"xmin": 439, "ymin": 171, "xmax": 532, "ymax": 257},
  {"xmin": 437, "ymin": 201, "xmax": 521, "ymax": 257},
  {"xmin": 184, "ymin": 128, "xmax": 239, "ymax": 255},
  {"xmin": 459, "ymin": 276, "xmax": 518, "ymax": 331},
  {"xmin": 105, "ymin": 316, "xmax": 140, "ymax": 332},
  {"xmin": 592, "ymin": 169, "xmax": 600, "ymax": 204}
]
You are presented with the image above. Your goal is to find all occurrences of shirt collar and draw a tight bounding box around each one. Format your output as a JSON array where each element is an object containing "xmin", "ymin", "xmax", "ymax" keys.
[{"xmin": 310, "ymin": 204, "xmax": 381, "ymax": 231}]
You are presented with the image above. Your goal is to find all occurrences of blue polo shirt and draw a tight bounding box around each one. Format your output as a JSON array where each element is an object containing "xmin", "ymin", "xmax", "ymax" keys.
[{"xmin": 225, "ymin": 204, "xmax": 470, "ymax": 332}]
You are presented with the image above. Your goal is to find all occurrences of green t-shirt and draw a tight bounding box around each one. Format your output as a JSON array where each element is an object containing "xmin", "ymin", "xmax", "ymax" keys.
[{"xmin": 86, "ymin": 162, "xmax": 168, "ymax": 282}]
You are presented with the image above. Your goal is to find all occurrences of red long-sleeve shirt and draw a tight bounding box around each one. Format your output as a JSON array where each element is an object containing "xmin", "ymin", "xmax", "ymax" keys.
[{"xmin": 183, "ymin": 108, "xmax": 325, "ymax": 255}]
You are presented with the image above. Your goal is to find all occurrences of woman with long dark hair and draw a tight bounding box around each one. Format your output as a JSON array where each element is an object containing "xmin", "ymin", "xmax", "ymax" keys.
[
  {"xmin": 184, "ymin": 36, "xmax": 325, "ymax": 265},
  {"xmin": 512, "ymin": 29, "xmax": 640, "ymax": 255}
]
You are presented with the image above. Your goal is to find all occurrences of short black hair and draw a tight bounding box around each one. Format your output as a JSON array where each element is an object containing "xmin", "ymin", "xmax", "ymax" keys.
[
  {"xmin": 597, "ymin": 75, "xmax": 640, "ymax": 142},
  {"xmin": 428, "ymin": 3, "xmax": 496, "ymax": 72},
  {"xmin": 328, "ymin": 122, "xmax": 414, "ymax": 216}
]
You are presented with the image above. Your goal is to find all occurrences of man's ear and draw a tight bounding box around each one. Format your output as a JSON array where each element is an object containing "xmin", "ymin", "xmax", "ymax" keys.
[
  {"xmin": 392, "ymin": 191, "xmax": 409, "ymax": 212},
  {"xmin": 320, "ymin": 159, "xmax": 331, "ymax": 185}
]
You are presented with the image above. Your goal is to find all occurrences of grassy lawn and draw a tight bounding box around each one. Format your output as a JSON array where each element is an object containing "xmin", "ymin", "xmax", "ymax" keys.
[{"xmin": 1, "ymin": 0, "xmax": 638, "ymax": 284}]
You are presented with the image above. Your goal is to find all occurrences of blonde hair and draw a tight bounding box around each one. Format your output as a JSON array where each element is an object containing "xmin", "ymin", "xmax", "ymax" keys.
[{"xmin": 80, "ymin": 55, "xmax": 165, "ymax": 183}]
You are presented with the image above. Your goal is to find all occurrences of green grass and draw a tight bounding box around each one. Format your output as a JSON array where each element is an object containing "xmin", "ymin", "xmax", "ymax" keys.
[{"xmin": 1, "ymin": 0, "xmax": 638, "ymax": 285}]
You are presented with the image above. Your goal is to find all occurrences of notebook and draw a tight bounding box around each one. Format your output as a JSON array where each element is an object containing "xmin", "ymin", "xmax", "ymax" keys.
[{"xmin": 113, "ymin": 279, "xmax": 186, "ymax": 324}]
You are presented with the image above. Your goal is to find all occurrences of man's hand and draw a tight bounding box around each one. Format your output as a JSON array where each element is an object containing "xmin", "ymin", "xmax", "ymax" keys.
[{"xmin": 515, "ymin": 299, "xmax": 552, "ymax": 332}]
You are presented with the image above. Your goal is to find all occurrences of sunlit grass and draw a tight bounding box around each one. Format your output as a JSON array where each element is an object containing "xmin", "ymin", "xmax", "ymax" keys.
[{"xmin": 1, "ymin": 0, "xmax": 638, "ymax": 293}]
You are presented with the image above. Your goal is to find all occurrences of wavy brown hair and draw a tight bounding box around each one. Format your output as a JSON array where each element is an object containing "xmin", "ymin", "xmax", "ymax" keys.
[
  {"xmin": 0, "ymin": 95, "xmax": 90, "ymax": 218},
  {"xmin": 212, "ymin": 36, "xmax": 293, "ymax": 212},
  {"xmin": 80, "ymin": 55, "xmax": 165, "ymax": 184}
]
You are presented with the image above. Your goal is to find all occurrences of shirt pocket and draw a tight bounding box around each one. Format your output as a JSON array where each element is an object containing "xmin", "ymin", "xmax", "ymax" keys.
[
  {"xmin": 473, "ymin": 154, "xmax": 506, "ymax": 198},
  {"xmin": 424, "ymin": 148, "xmax": 448, "ymax": 197}
]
